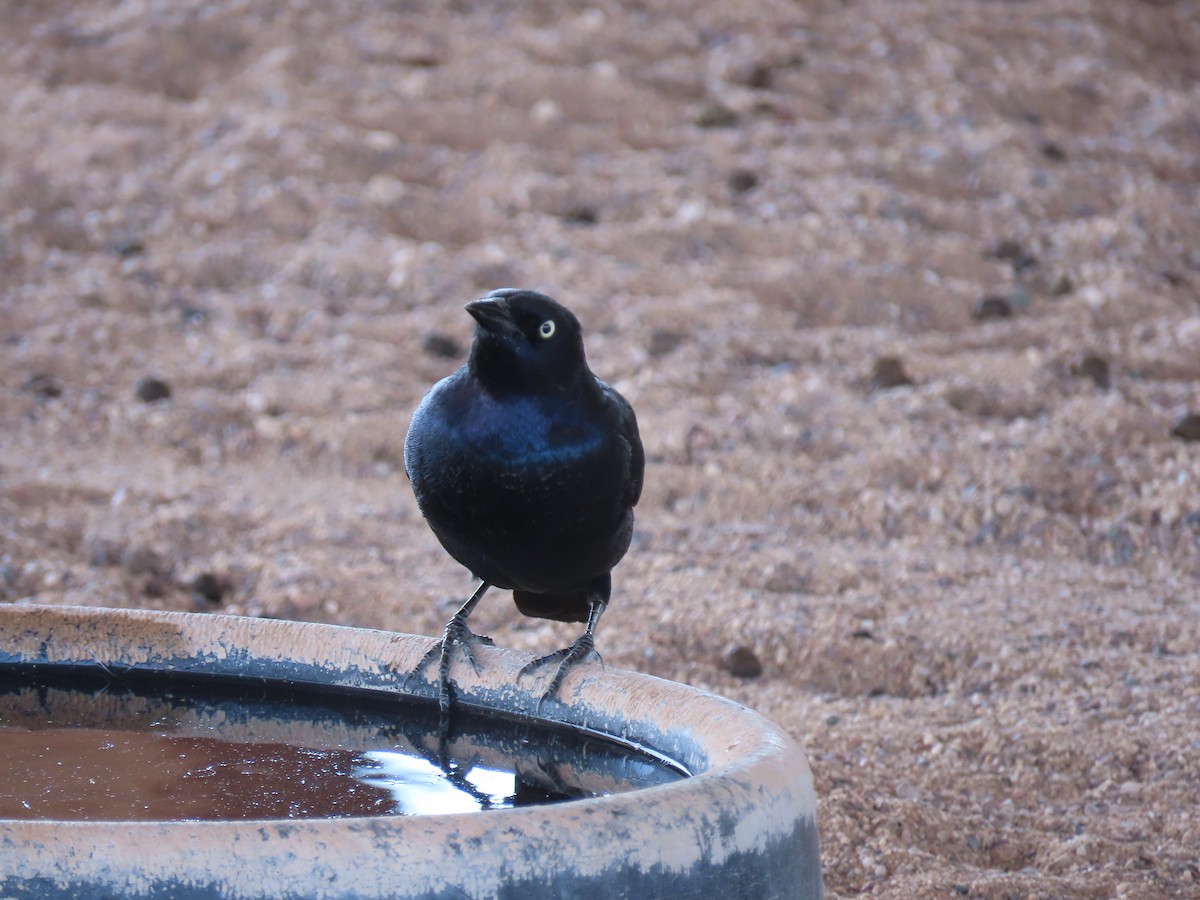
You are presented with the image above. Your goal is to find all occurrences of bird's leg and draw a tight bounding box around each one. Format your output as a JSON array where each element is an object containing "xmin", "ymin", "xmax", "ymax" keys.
[
  {"xmin": 408, "ymin": 581, "xmax": 494, "ymax": 722},
  {"xmin": 519, "ymin": 585, "xmax": 608, "ymax": 705}
]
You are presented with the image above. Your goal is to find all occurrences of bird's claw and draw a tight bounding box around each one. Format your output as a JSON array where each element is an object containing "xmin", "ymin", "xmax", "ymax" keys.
[
  {"xmin": 518, "ymin": 634, "xmax": 602, "ymax": 708},
  {"xmin": 405, "ymin": 616, "xmax": 494, "ymax": 726}
]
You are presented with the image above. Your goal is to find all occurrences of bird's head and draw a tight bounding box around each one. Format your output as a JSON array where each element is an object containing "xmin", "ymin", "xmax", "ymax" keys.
[{"xmin": 466, "ymin": 289, "xmax": 589, "ymax": 394}]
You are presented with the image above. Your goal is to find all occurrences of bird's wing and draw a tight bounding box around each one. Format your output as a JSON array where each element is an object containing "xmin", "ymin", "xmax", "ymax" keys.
[{"xmin": 598, "ymin": 379, "xmax": 644, "ymax": 508}]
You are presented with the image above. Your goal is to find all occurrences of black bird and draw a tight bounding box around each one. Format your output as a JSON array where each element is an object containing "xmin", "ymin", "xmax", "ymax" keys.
[{"xmin": 404, "ymin": 288, "xmax": 644, "ymax": 717}]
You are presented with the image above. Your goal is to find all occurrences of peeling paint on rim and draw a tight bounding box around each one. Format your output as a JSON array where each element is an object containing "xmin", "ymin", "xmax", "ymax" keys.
[{"xmin": 0, "ymin": 605, "xmax": 823, "ymax": 899}]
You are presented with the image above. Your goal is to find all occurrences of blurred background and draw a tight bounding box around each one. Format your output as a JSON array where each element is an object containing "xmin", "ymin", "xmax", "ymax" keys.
[{"xmin": 2, "ymin": 1, "xmax": 1198, "ymax": 895}]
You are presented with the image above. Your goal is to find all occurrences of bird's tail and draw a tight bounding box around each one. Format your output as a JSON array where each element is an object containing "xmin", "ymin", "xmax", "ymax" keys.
[{"xmin": 512, "ymin": 590, "xmax": 590, "ymax": 624}]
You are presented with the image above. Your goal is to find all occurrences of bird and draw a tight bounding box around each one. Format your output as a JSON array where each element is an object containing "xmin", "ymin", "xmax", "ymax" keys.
[{"xmin": 404, "ymin": 288, "xmax": 644, "ymax": 721}]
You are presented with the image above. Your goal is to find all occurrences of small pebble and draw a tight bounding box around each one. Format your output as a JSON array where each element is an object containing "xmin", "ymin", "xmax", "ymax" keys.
[
  {"xmin": 1072, "ymin": 353, "xmax": 1110, "ymax": 390},
  {"xmin": 727, "ymin": 168, "xmax": 759, "ymax": 194},
  {"xmin": 142, "ymin": 575, "xmax": 169, "ymax": 598},
  {"xmin": 1040, "ymin": 141, "xmax": 1067, "ymax": 162},
  {"xmin": 721, "ymin": 644, "xmax": 763, "ymax": 679},
  {"xmin": 869, "ymin": 355, "xmax": 914, "ymax": 390},
  {"xmin": 695, "ymin": 102, "xmax": 739, "ymax": 129},
  {"xmin": 1008, "ymin": 285, "xmax": 1032, "ymax": 311},
  {"xmin": 560, "ymin": 204, "xmax": 598, "ymax": 226},
  {"xmin": 944, "ymin": 386, "xmax": 998, "ymax": 417},
  {"xmin": 987, "ymin": 239, "xmax": 1038, "ymax": 272},
  {"xmin": 647, "ymin": 329, "xmax": 685, "ymax": 357},
  {"xmin": 1050, "ymin": 272, "xmax": 1075, "ymax": 296},
  {"xmin": 22, "ymin": 373, "xmax": 62, "ymax": 399},
  {"xmin": 135, "ymin": 376, "xmax": 172, "ymax": 403},
  {"xmin": 731, "ymin": 60, "xmax": 774, "ymax": 90},
  {"xmin": 1118, "ymin": 780, "xmax": 1142, "ymax": 797},
  {"xmin": 191, "ymin": 572, "xmax": 226, "ymax": 606},
  {"xmin": 85, "ymin": 538, "xmax": 123, "ymax": 568},
  {"xmin": 762, "ymin": 561, "xmax": 811, "ymax": 593},
  {"xmin": 421, "ymin": 331, "xmax": 462, "ymax": 358},
  {"xmin": 973, "ymin": 295, "xmax": 1014, "ymax": 321},
  {"xmin": 111, "ymin": 233, "xmax": 145, "ymax": 258},
  {"xmin": 179, "ymin": 304, "xmax": 210, "ymax": 327},
  {"xmin": 529, "ymin": 98, "xmax": 562, "ymax": 124},
  {"xmin": 121, "ymin": 544, "xmax": 164, "ymax": 577},
  {"xmin": 1171, "ymin": 413, "xmax": 1200, "ymax": 442}
]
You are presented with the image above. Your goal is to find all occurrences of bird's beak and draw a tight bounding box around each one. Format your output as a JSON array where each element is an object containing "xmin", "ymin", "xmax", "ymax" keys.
[{"xmin": 465, "ymin": 296, "xmax": 516, "ymax": 336}]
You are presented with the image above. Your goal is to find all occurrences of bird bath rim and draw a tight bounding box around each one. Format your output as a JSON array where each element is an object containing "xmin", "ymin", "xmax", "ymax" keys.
[{"xmin": 0, "ymin": 604, "xmax": 823, "ymax": 899}]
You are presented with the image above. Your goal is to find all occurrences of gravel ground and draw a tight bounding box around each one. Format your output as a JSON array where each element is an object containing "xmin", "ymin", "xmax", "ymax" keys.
[{"xmin": 2, "ymin": 1, "xmax": 1199, "ymax": 896}]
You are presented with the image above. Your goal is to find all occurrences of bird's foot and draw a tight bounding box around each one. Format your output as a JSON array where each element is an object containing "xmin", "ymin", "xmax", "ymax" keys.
[
  {"xmin": 407, "ymin": 615, "xmax": 495, "ymax": 722},
  {"xmin": 518, "ymin": 633, "xmax": 602, "ymax": 706}
]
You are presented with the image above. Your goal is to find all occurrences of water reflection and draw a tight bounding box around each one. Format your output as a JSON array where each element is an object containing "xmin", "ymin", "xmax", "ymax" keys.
[
  {"xmin": 355, "ymin": 751, "xmax": 516, "ymax": 815},
  {"xmin": 0, "ymin": 666, "xmax": 685, "ymax": 822}
]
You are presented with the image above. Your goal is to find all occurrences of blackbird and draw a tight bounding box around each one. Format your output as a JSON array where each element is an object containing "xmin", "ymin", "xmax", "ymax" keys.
[{"xmin": 404, "ymin": 289, "xmax": 643, "ymax": 717}]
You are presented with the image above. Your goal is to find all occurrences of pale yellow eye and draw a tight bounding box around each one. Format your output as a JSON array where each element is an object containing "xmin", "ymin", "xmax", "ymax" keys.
[{"xmin": 538, "ymin": 319, "xmax": 556, "ymax": 339}]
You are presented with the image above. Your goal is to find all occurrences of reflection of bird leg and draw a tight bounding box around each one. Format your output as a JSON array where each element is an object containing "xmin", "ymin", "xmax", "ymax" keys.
[
  {"xmin": 518, "ymin": 588, "xmax": 604, "ymax": 710},
  {"xmin": 407, "ymin": 581, "xmax": 494, "ymax": 730},
  {"xmin": 89, "ymin": 659, "xmax": 130, "ymax": 697},
  {"xmin": 426, "ymin": 732, "xmax": 500, "ymax": 811}
]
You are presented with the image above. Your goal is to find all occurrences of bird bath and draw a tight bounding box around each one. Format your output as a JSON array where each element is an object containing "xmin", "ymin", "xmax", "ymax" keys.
[{"xmin": 0, "ymin": 605, "xmax": 823, "ymax": 899}]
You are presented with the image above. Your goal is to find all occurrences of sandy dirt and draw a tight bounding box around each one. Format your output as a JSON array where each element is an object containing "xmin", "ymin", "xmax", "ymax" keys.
[{"xmin": 2, "ymin": 1, "xmax": 1199, "ymax": 896}]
